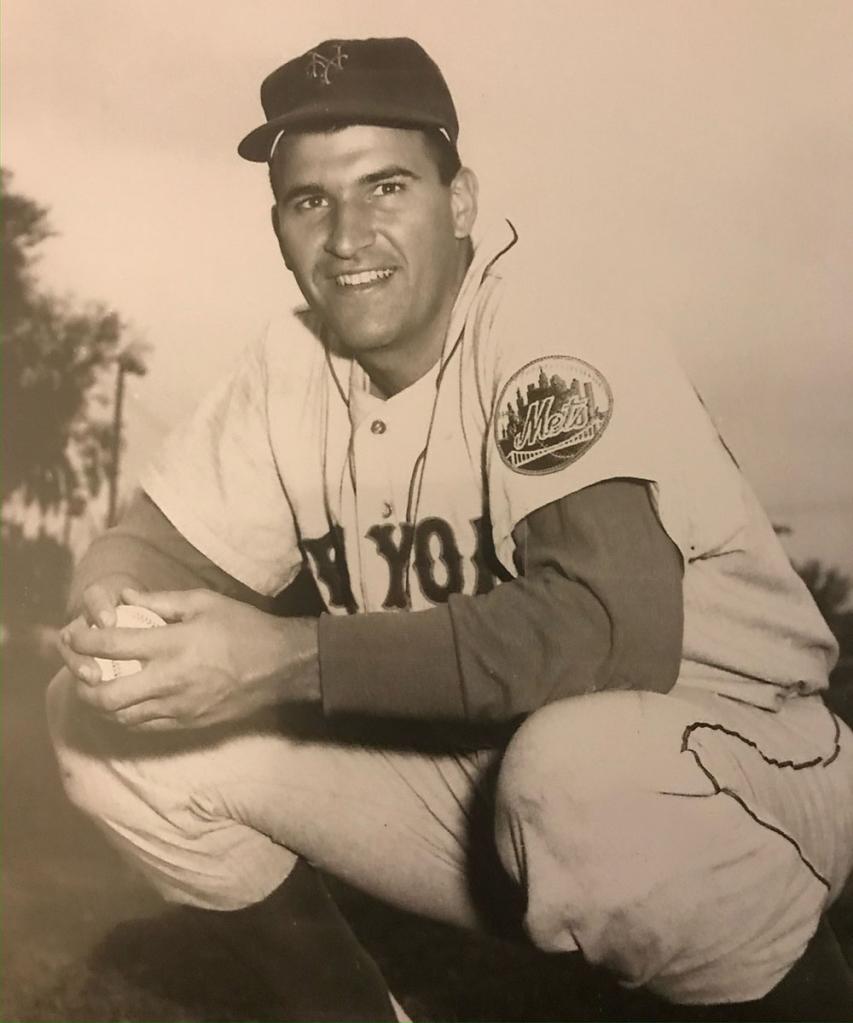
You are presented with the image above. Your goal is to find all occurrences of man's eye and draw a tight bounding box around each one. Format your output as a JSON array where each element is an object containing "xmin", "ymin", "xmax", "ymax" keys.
[
  {"xmin": 372, "ymin": 181, "xmax": 404, "ymax": 197},
  {"xmin": 294, "ymin": 196, "xmax": 327, "ymax": 211}
]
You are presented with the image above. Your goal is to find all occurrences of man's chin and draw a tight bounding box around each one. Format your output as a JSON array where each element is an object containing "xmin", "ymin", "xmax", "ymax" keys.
[{"xmin": 326, "ymin": 319, "xmax": 395, "ymax": 358}]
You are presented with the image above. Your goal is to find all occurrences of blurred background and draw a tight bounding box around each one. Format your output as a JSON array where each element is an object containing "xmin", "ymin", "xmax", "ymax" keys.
[{"xmin": 2, "ymin": 1, "xmax": 851, "ymax": 1019}]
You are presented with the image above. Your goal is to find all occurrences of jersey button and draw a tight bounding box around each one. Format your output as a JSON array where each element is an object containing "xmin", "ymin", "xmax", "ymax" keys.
[
  {"xmin": 381, "ymin": 501, "xmax": 393, "ymax": 519},
  {"xmin": 370, "ymin": 419, "xmax": 387, "ymax": 435}
]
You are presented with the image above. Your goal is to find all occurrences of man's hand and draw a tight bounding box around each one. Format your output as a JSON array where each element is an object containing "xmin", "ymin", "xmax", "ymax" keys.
[
  {"xmin": 59, "ymin": 588, "xmax": 320, "ymax": 732},
  {"xmin": 58, "ymin": 573, "xmax": 145, "ymax": 683},
  {"xmin": 74, "ymin": 573, "xmax": 144, "ymax": 627}
]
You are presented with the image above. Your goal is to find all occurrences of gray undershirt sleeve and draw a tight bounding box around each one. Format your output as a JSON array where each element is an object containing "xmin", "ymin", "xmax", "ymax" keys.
[{"xmin": 319, "ymin": 478, "xmax": 685, "ymax": 723}]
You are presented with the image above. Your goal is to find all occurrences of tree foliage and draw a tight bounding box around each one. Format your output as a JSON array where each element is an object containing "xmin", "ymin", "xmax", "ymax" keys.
[
  {"xmin": 795, "ymin": 559, "xmax": 852, "ymax": 624},
  {"xmin": 2, "ymin": 168, "xmax": 132, "ymax": 518},
  {"xmin": 0, "ymin": 520, "xmax": 73, "ymax": 628},
  {"xmin": 795, "ymin": 558, "xmax": 853, "ymax": 683},
  {"xmin": 1, "ymin": 168, "xmax": 52, "ymax": 331}
]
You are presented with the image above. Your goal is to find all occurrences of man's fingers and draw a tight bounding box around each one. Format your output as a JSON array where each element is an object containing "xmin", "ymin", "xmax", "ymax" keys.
[
  {"xmin": 131, "ymin": 717, "xmax": 183, "ymax": 733},
  {"xmin": 114, "ymin": 705, "xmax": 176, "ymax": 729},
  {"xmin": 92, "ymin": 693, "xmax": 178, "ymax": 731},
  {"xmin": 60, "ymin": 615, "xmax": 89, "ymax": 647},
  {"xmin": 73, "ymin": 669, "xmax": 172, "ymax": 715},
  {"xmin": 82, "ymin": 589, "xmax": 118, "ymax": 626},
  {"xmin": 67, "ymin": 623, "xmax": 168, "ymax": 662},
  {"xmin": 60, "ymin": 648, "xmax": 103, "ymax": 685},
  {"xmin": 122, "ymin": 587, "xmax": 211, "ymax": 623},
  {"xmin": 73, "ymin": 678, "xmax": 196, "ymax": 732},
  {"xmin": 58, "ymin": 617, "xmax": 104, "ymax": 684},
  {"xmin": 81, "ymin": 579, "xmax": 134, "ymax": 627}
]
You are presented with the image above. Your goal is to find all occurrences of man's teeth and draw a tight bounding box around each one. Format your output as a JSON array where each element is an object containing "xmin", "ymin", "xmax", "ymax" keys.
[{"xmin": 335, "ymin": 269, "xmax": 394, "ymax": 287}]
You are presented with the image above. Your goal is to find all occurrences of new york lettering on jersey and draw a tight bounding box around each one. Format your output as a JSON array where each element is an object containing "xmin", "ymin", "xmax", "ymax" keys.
[{"xmin": 302, "ymin": 514, "xmax": 511, "ymax": 613}]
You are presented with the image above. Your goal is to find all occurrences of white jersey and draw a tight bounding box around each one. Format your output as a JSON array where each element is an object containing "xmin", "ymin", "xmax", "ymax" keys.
[{"xmin": 143, "ymin": 220, "xmax": 836, "ymax": 710}]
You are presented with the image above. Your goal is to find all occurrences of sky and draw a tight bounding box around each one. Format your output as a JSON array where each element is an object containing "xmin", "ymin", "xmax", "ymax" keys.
[{"xmin": 3, "ymin": 0, "xmax": 852, "ymax": 578}]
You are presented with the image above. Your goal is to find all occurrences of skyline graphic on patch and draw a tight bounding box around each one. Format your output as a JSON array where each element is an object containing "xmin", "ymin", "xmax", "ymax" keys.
[{"xmin": 495, "ymin": 355, "xmax": 613, "ymax": 475}]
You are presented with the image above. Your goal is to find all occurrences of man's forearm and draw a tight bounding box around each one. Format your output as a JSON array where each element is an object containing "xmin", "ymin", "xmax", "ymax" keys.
[
  {"xmin": 319, "ymin": 604, "xmax": 464, "ymax": 718},
  {"xmin": 274, "ymin": 616, "xmax": 322, "ymax": 705},
  {"xmin": 318, "ymin": 479, "xmax": 684, "ymax": 724}
]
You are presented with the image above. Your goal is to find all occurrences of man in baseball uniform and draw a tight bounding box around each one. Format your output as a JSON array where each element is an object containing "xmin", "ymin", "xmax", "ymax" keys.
[{"xmin": 49, "ymin": 37, "xmax": 853, "ymax": 1020}]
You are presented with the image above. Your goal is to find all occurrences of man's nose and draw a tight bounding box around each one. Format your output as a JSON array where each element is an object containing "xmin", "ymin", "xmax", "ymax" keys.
[{"xmin": 324, "ymin": 201, "xmax": 375, "ymax": 259}]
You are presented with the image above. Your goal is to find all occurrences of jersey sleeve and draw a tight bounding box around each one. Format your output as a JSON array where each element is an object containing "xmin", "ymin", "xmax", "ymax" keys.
[
  {"xmin": 141, "ymin": 329, "xmax": 303, "ymax": 596},
  {"xmin": 69, "ymin": 491, "xmax": 279, "ymax": 615},
  {"xmin": 481, "ymin": 283, "xmax": 749, "ymax": 571},
  {"xmin": 318, "ymin": 478, "xmax": 683, "ymax": 723}
]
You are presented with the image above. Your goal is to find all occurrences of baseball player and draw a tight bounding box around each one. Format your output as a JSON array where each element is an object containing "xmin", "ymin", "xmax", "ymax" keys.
[{"xmin": 49, "ymin": 37, "xmax": 853, "ymax": 1020}]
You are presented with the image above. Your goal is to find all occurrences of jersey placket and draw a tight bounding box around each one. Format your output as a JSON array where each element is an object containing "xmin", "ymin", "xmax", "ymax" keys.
[{"xmin": 347, "ymin": 367, "xmax": 441, "ymax": 612}]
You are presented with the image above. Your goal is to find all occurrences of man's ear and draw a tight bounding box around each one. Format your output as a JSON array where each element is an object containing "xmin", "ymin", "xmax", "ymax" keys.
[
  {"xmin": 270, "ymin": 204, "xmax": 292, "ymax": 270},
  {"xmin": 450, "ymin": 167, "xmax": 478, "ymax": 239}
]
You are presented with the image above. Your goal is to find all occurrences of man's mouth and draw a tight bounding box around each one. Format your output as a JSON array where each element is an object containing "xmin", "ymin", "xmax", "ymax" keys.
[{"xmin": 334, "ymin": 268, "xmax": 395, "ymax": 288}]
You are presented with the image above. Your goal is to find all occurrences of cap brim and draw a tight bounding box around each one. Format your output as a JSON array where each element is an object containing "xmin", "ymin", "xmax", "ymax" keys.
[
  {"xmin": 238, "ymin": 106, "xmax": 455, "ymax": 162},
  {"xmin": 238, "ymin": 116, "xmax": 295, "ymax": 162}
]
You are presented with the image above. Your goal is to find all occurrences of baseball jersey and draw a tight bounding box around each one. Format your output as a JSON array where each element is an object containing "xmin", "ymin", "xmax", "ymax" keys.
[{"xmin": 142, "ymin": 219, "xmax": 837, "ymax": 711}]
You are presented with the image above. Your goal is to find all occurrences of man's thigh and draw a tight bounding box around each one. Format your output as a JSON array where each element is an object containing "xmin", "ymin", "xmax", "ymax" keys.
[{"xmin": 47, "ymin": 669, "xmax": 504, "ymax": 925}]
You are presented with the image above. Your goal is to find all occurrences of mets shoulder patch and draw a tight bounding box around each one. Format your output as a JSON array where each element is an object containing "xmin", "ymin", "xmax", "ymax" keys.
[{"xmin": 495, "ymin": 355, "xmax": 613, "ymax": 475}]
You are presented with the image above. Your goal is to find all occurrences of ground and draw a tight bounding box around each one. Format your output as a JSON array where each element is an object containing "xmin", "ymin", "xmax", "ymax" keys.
[{"xmin": 3, "ymin": 640, "xmax": 851, "ymax": 1022}]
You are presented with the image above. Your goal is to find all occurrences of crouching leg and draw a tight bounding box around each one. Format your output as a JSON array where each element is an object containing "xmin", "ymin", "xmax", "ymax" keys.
[
  {"xmin": 45, "ymin": 668, "xmax": 399, "ymax": 1020},
  {"xmin": 494, "ymin": 687, "xmax": 853, "ymax": 1012}
]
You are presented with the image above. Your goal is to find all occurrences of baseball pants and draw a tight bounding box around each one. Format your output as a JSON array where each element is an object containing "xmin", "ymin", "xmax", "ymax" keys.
[{"xmin": 47, "ymin": 674, "xmax": 853, "ymax": 1005}]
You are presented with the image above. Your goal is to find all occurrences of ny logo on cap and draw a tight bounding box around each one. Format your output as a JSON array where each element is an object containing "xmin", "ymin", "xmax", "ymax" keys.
[{"xmin": 306, "ymin": 44, "xmax": 349, "ymax": 85}]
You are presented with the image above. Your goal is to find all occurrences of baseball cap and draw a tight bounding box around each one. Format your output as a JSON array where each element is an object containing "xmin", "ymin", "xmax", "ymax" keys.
[{"xmin": 238, "ymin": 37, "xmax": 459, "ymax": 162}]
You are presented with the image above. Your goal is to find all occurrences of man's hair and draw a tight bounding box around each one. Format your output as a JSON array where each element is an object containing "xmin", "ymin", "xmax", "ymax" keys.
[
  {"xmin": 268, "ymin": 123, "xmax": 462, "ymax": 197},
  {"xmin": 415, "ymin": 127, "xmax": 462, "ymax": 185}
]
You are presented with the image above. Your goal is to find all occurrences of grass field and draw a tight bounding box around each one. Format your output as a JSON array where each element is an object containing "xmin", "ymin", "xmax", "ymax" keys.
[{"xmin": 3, "ymin": 640, "xmax": 851, "ymax": 1022}]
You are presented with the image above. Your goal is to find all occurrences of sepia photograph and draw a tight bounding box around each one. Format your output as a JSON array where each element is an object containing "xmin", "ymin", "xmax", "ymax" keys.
[{"xmin": 2, "ymin": 2, "xmax": 852, "ymax": 1020}]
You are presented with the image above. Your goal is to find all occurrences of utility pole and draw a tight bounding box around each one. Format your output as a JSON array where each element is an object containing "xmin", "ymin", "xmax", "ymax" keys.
[{"xmin": 106, "ymin": 345, "xmax": 147, "ymax": 529}]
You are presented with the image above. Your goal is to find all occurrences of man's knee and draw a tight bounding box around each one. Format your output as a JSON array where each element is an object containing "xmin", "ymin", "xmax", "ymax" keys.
[
  {"xmin": 496, "ymin": 690, "xmax": 683, "ymax": 827},
  {"xmin": 493, "ymin": 690, "xmax": 832, "ymax": 1003},
  {"xmin": 46, "ymin": 667, "xmax": 133, "ymax": 819},
  {"xmin": 45, "ymin": 668, "xmax": 295, "ymax": 909},
  {"xmin": 47, "ymin": 667, "xmax": 153, "ymax": 843},
  {"xmin": 493, "ymin": 691, "xmax": 679, "ymax": 944},
  {"xmin": 46, "ymin": 667, "xmax": 95, "ymax": 814}
]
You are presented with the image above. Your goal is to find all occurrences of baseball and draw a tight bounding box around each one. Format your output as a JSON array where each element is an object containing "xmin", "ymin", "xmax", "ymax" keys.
[{"xmin": 94, "ymin": 604, "xmax": 166, "ymax": 681}]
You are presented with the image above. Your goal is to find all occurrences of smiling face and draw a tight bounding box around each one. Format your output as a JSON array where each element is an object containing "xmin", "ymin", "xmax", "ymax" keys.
[{"xmin": 270, "ymin": 125, "xmax": 477, "ymax": 393}]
